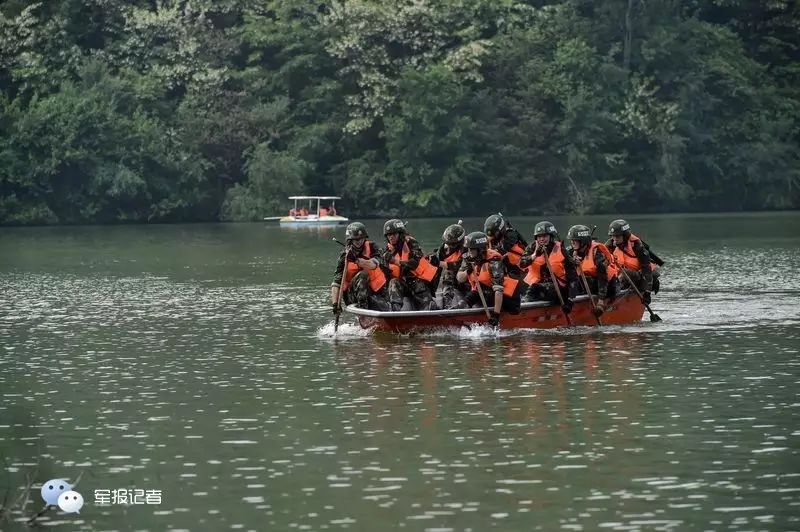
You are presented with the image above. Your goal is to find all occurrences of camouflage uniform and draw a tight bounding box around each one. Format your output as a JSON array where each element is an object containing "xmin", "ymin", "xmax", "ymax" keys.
[
  {"xmin": 492, "ymin": 226, "xmax": 528, "ymax": 278},
  {"xmin": 428, "ymin": 243, "xmax": 469, "ymax": 309},
  {"xmin": 571, "ymin": 244, "xmax": 619, "ymax": 301},
  {"xmin": 457, "ymin": 253, "xmax": 521, "ymax": 314},
  {"xmin": 605, "ymin": 237, "xmax": 660, "ymax": 295},
  {"xmin": 332, "ymin": 242, "xmax": 390, "ymax": 311},
  {"xmin": 519, "ymin": 241, "xmax": 579, "ymax": 304},
  {"xmin": 383, "ymin": 236, "xmax": 438, "ymax": 311}
]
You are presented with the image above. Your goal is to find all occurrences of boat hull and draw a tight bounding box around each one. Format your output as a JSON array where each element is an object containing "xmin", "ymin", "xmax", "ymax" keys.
[
  {"xmin": 345, "ymin": 292, "xmax": 645, "ymax": 333},
  {"xmin": 279, "ymin": 215, "xmax": 349, "ymax": 226}
]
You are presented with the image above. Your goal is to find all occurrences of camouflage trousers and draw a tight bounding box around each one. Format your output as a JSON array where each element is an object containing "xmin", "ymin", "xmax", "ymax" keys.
[
  {"xmin": 344, "ymin": 271, "xmax": 390, "ymax": 311},
  {"xmin": 522, "ymin": 281, "xmax": 568, "ymax": 304},
  {"xmin": 388, "ymin": 277, "xmax": 438, "ymax": 311},
  {"xmin": 578, "ymin": 276, "xmax": 620, "ymax": 301},
  {"xmin": 460, "ymin": 288, "xmax": 521, "ymax": 314},
  {"xmin": 437, "ymin": 269, "xmax": 470, "ymax": 309},
  {"xmin": 618, "ymin": 268, "xmax": 661, "ymax": 294}
]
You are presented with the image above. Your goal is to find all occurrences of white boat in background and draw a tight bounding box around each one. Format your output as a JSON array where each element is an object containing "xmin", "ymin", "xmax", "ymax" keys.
[{"xmin": 264, "ymin": 196, "xmax": 349, "ymax": 226}]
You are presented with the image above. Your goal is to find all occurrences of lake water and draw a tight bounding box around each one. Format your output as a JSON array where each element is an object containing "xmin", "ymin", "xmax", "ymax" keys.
[{"xmin": 1, "ymin": 212, "xmax": 799, "ymax": 530}]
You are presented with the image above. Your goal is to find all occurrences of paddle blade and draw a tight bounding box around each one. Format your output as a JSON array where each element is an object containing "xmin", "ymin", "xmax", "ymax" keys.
[{"xmin": 649, "ymin": 313, "xmax": 662, "ymax": 322}]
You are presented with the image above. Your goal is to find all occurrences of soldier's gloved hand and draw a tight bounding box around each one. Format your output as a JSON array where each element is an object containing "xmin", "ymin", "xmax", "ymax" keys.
[
  {"xmin": 427, "ymin": 254, "xmax": 440, "ymax": 267},
  {"xmin": 593, "ymin": 299, "xmax": 607, "ymax": 317},
  {"xmin": 488, "ymin": 311, "xmax": 500, "ymax": 328},
  {"xmin": 642, "ymin": 291, "xmax": 651, "ymax": 305},
  {"xmin": 464, "ymin": 256, "xmax": 475, "ymax": 273},
  {"xmin": 332, "ymin": 303, "xmax": 341, "ymax": 316},
  {"xmin": 561, "ymin": 299, "xmax": 574, "ymax": 315}
]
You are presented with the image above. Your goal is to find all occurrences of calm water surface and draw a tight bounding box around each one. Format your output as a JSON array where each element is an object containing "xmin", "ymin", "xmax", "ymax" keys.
[{"xmin": 1, "ymin": 213, "xmax": 799, "ymax": 531}]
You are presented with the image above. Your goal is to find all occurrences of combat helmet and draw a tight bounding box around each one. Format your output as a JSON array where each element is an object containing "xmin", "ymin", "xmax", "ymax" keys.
[
  {"xmin": 483, "ymin": 214, "xmax": 506, "ymax": 238},
  {"xmin": 607, "ymin": 219, "xmax": 631, "ymax": 237},
  {"xmin": 345, "ymin": 222, "xmax": 368, "ymax": 241},
  {"xmin": 464, "ymin": 231, "xmax": 490, "ymax": 251},
  {"xmin": 533, "ymin": 221, "xmax": 558, "ymax": 240},
  {"xmin": 442, "ymin": 224, "xmax": 466, "ymax": 247},
  {"xmin": 383, "ymin": 219, "xmax": 407, "ymax": 236},
  {"xmin": 567, "ymin": 224, "xmax": 592, "ymax": 247}
]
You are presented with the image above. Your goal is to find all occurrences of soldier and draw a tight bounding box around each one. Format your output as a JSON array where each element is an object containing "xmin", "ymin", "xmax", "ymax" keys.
[
  {"xmin": 455, "ymin": 231, "xmax": 521, "ymax": 327},
  {"xmin": 483, "ymin": 213, "xmax": 528, "ymax": 278},
  {"xmin": 331, "ymin": 222, "xmax": 390, "ymax": 312},
  {"xmin": 382, "ymin": 219, "xmax": 439, "ymax": 311},
  {"xmin": 519, "ymin": 221, "xmax": 578, "ymax": 314},
  {"xmin": 567, "ymin": 224, "xmax": 619, "ymax": 316},
  {"xmin": 427, "ymin": 223, "xmax": 469, "ymax": 309},
  {"xmin": 605, "ymin": 219, "xmax": 663, "ymax": 303}
]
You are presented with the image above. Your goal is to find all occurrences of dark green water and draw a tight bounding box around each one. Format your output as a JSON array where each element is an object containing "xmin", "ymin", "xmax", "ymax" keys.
[{"xmin": 1, "ymin": 212, "xmax": 799, "ymax": 531}]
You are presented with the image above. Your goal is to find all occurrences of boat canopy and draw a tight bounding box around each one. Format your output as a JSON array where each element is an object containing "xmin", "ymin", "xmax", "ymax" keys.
[{"xmin": 288, "ymin": 196, "xmax": 341, "ymax": 200}]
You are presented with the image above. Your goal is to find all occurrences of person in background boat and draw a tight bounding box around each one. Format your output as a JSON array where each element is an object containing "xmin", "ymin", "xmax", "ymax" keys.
[
  {"xmin": 426, "ymin": 223, "xmax": 469, "ymax": 309},
  {"xmin": 483, "ymin": 213, "xmax": 528, "ymax": 278},
  {"xmin": 319, "ymin": 206, "xmax": 329, "ymax": 216},
  {"xmin": 331, "ymin": 222, "xmax": 390, "ymax": 312},
  {"xmin": 455, "ymin": 231, "xmax": 521, "ymax": 327},
  {"xmin": 567, "ymin": 224, "xmax": 619, "ymax": 316},
  {"xmin": 605, "ymin": 219, "xmax": 663, "ymax": 303},
  {"xmin": 328, "ymin": 204, "xmax": 337, "ymax": 216},
  {"xmin": 382, "ymin": 219, "xmax": 439, "ymax": 311},
  {"xmin": 519, "ymin": 221, "xmax": 578, "ymax": 313}
]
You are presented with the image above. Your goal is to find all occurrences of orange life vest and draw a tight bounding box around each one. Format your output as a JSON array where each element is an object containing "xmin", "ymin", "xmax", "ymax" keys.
[
  {"xmin": 468, "ymin": 249, "xmax": 519, "ymax": 297},
  {"xmin": 387, "ymin": 238, "xmax": 438, "ymax": 282},
  {"xmin": 578, "ymin": 241, "xmax": 618, "ymax": 279},
  {"xmin": 523, "ymin": 242, "xmax": 567, "ymax": 286},
  {"xmin": 612, "ymin": 234, "xmax": 656, "ymax": 272},
  {"xmin": 443, "ymin": 249, "xmax": 462, "ymax": 264},
  {"xmin": 342, "ymin": 241, "xmax": 387, "ymax": 292},
  {"xmin": 489, "ymin": 238, "xmax": 525, "ymax": 267},
  {"xmin": 504, "ymin": 242, "xmax": 526, "ymax": 267}
]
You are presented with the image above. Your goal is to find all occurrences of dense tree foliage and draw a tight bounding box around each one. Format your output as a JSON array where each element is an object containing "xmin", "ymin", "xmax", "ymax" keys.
[{"xmin": 0, "ymin": 0, "xmax": 797, "ymax": 224}]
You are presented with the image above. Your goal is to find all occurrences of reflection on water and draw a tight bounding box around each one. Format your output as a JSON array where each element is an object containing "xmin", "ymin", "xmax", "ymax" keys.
[{"xmin": 1, "ymin": 213, "xmax": 799, "ymax": 530}]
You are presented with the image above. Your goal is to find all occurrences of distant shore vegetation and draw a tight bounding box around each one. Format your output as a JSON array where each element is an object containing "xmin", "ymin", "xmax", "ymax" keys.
[{"xmin": 1, "ymin": 1, "xmax": 797, "ymax": 225}]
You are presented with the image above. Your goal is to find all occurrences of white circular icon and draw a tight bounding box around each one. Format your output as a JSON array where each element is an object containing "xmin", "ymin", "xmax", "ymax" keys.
[
  {"xmin": 57, "ymin": 490, "xmax": 84, "ymax": 514},
  {"xmin": 40, "ymin": 479, "xmax": 72, "ymax": 506}
]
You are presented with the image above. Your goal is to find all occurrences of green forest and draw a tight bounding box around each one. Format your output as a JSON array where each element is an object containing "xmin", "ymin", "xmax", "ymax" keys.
[{"xmin": 0, "ymin": 0, "xmax": 797, "ymax": 224}]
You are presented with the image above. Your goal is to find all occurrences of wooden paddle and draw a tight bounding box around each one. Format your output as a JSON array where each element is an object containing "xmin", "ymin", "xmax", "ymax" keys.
[
  {"xmin": 469, "ymin": 257, "xmax": 493, "ymax": 321},
  {"xmin": 333, "ymin": 239, "xmax": 349, "ymax": 333},
  {"xmin": 615, "ymin": 260, "xmax": 662, "ymax": 322},
  {"xmin": 542, "ymin": 245, "xmax": 573, "ymax": 326},
  {"xmin": 577, "ymin": 264, "xmax": 603, "ymax": 326},
  {"xmin": 578, "ymin": 225, "xmax": 604, "ymax": 324}
]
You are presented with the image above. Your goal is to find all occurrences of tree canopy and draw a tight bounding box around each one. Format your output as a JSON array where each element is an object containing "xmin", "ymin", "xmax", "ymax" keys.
[{"xmin": 1, "ymin": 0, "xmax": 797, "ymax": 224}]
